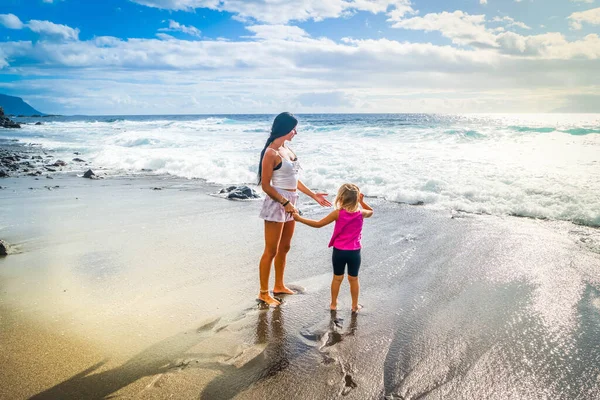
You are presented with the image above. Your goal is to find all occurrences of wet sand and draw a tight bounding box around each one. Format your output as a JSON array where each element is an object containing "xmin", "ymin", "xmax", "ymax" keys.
[{"xmin": 1, "ymin": 173, "xmax": 599, "ymax": 399}]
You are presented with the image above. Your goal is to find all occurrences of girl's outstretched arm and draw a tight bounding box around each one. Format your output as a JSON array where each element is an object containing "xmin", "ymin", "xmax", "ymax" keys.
[{"xmin": 293, "ymin": 209, "xmax": 339, "ymax": 228}]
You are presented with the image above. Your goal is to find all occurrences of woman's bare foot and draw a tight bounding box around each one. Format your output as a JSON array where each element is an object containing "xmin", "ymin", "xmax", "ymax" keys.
[
  {"xmin": 258, "ymin": 290, "xmax": 280, "ymax": 306},
  {"xmin": 273, "ymin": 286, "xmax": 295, "ymax": 295},
  {"xmin": 351, "ymin": 304, "xmax": 363, "ymax": 313}
]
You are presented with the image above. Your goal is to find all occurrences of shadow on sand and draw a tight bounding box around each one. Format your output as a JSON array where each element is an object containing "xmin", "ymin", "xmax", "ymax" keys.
[{"xmin": 30, "ymin": 306, "xmax": 302, "ymax": 400}]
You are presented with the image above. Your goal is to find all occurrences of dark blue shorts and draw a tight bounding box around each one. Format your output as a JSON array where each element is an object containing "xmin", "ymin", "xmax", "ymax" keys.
[{"xmin": 332, "ymin": 248, "xmax": 361, "ymax": 277}]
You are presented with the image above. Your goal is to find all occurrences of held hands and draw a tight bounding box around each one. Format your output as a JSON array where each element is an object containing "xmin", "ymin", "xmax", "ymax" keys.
[
  {"xmin": 292, "ymin": 210, "xmax": 301, "ymax": 221},
  {"xmin": 283, "ymin": 201, "xmax": 297, "ymax": 214}
]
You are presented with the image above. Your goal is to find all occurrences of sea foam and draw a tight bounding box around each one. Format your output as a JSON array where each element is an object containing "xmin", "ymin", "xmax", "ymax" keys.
[{"xmin": 5, "ymin": 113, "xmax": 600, "ymax": 227}]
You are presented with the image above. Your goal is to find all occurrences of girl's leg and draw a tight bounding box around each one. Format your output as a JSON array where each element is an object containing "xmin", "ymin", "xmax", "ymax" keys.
[
  {"xmin": 348, "ymin": 276, "xmax": 360, "ymax": 312},
  {"xmin": 330, "ymin": 275, "xmax": 344, "ymax": 310},
  {"xmin": 273, "ymin": 220, "xmax": 295, "ymax": 294},
  {"xmin": 347, "ymin": 250, "xmax": 361, "ymax": 312},
  {"xmin": 331, "ymin": 248, "xmax": 347, "ymax": 310},
  {"xmin": 259, "ymin": 221, "xmax": 284, "ymax": 305}
]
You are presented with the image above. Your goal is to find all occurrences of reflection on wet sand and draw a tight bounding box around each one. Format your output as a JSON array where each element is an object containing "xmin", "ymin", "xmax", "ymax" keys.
[{"xmin": 199, "ymin": 307, "xmax": 290, "ymax": 399}]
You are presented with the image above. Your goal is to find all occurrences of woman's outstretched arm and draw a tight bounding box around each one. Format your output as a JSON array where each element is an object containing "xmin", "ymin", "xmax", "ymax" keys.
[
  {"xmin": 293, "ymin": 209, "xmax": 339, "ymax": 228},
  {"xmin": 297, "ymin": 180, "xmax": 332, "ymax": 207}
]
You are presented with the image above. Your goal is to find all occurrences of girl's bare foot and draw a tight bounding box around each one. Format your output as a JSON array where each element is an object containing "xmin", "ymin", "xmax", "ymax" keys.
[
  {"xmin": 351, "ymin": 304, "xmax": 363, "ymax": 313},
  {"xmin": 258, "ymin": 290, "xmax": 280, "ymax": 306},
  {"xmin": 273, "ymin": 286, "xmax": 295, "ymax": 295}
]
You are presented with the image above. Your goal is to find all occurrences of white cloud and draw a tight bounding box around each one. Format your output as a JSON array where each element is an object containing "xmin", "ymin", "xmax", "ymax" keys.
[
  {"xmin": 382, "ymin": 0, "xmax": 416, "ymax": 21},
  {"xmin": 492, "ymin": 16, "xmax": 531, "ymax": 30},
  {"xmin": 159, "ymin": 20, "xmax": 201, "ymax": 37},
  {"xmin": 0, "ymin": 14, "xmax": 24, "ymax": 30},
  {"xmin": 568, "ymin": 7, "xmax": 600, "ymax": 30},
  {"xmin": 131, "ymin": 0, "xmax": 415, "ymax": 24},
  {"xmin": 245, "ymin": 25, "xmax": 310, "ymax": 41},
  {"xmin": 129, "ymin": 0, "xmax": 219, "ymax": 11},
  {"xmin": 156, "ymin": 33, "xmax": 177, "ymax": 40},
  {"xmin": 480, "ymin": 0, "xmax": 488, "ymax": 4},
  {"xmin": 387, "ymin": 10, "xmax": 600, "ymax": 60},
  {"xmin": 391, "ymin": 11, "xmax": 498, "ymax": 48},
  {"xmin": 27, "ymin": 20, "xmax": 80, "ymax": 40},
  {"xmin": 496, "ymin": 32, "xmax": 600, "ymax": 58},
  {"xmin": 570, "ymin": 0, "xmax": 594, "ymax": 3},
  {"xmin": 1, "ymin": 14, "xmax": 79, "ymax": 41},
  {"xmin": 1, "ymin": 24, "xmax": 597, "ymax": 77},
  {"xmin": 43, "ymin": 0, "xmax": 55, "ymax": 3}
]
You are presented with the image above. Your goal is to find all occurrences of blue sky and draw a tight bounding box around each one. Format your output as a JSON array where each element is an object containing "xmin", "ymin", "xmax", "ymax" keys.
[{"xmin": 0, "ymin": 0, "xmax": 599, "ymax": 114}]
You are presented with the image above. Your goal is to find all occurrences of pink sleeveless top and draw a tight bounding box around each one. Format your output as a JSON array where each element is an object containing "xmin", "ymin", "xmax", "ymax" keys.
[{"xmin": 328, "ymin": 209, "xmax": 363, "ymax": 250}]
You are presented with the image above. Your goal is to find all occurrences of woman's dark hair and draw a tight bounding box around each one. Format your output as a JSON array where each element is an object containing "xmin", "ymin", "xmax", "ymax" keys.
[{"xmin": 257, "ymin": 112, "xmax": 298, "ymax": 184}]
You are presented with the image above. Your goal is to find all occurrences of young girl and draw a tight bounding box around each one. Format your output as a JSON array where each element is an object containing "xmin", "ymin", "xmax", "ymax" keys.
[{"xmin": 293, "ymin": 183, "xmax": 373, "ymax": 312}]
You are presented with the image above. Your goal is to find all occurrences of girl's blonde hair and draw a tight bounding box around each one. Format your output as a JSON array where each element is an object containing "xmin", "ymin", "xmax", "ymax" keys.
[{"xmin": 335, "ymin": 183, "xmax": 360, "ymax": 212}]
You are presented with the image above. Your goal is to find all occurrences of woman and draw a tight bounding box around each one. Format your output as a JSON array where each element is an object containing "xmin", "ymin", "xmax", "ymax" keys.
[{"xmin": 257, "ymin": 112, "xmax": 331, "ymax": 306}]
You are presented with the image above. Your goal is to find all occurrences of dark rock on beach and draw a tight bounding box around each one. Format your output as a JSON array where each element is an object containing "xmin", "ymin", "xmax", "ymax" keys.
[
  {"xmin": 72, "ymin": 158, "xmax": 86, "ymax": 162},
  {"xmin": 224, "ymin": 185, "xmax": 260, "ymax": 200},
  {"xmin": 35, "ymin": 122, "xmax": 43, "ymax": 125},
  {"xmin": 83, "ymin": 169, "xmax": 96, "ymax": 179},
  {"xmin": 0, "ymin": 240, "xmax": 8, "ymax": 256},
  {"xmin": 220, "ymin": 185, "xmax": 238, "ymax": 194},
  {"xmin": 52, "ymin": 160, "xmax": 67, "ymax": 167},
  {"xmin": 0, "ymin": 107, "xmax": 21, "ymax": 129},
  {"xmin": 0, "ymin": 170, "xmax": 8, "ymax": 178}
]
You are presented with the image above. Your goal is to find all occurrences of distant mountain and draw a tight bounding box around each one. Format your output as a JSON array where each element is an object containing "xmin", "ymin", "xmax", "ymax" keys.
[{"xmin": 0, "ymin": 94, "xmax": 43, "ymax": 116}]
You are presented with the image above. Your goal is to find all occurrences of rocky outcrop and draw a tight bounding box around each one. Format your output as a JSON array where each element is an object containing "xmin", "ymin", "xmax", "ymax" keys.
[
  {"xmin": 0, "ymin": 240, "xmax": 8, "ymax": 256},
  {"xmin": 0, "ymin": 107, "xmax": 21, "ymax": 129},
  {"xmin": 83, "ymin": 169, "xmax": 97, "ymax": 179},
  {"xmin": 221, "ymin": 185, "xmax": 261, "ymax": 200}
]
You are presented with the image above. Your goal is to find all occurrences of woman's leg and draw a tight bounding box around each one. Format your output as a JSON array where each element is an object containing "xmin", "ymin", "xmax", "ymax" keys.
[
  {"xmin": 259, "ymin": 221, "xmax": 284, "ymax": 305},
  {"xmin": 273, "ymin": 220, "xmax": 296, "ymax": 294}
]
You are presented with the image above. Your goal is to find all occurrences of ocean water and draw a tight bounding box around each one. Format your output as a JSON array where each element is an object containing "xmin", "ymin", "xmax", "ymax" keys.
[{"xmin": 5, "ymin": 113, "xmax": 600, "ymax": 227}]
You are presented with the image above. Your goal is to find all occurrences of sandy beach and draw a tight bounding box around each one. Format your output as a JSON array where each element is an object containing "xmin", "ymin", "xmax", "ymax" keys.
[
  {"xmin": 1, "ymin": 161, "xmax": 599, "ymax": 399},
  {"xmin": 1, "ymin": 0, "xmax": 600, "ymax": 394}
]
